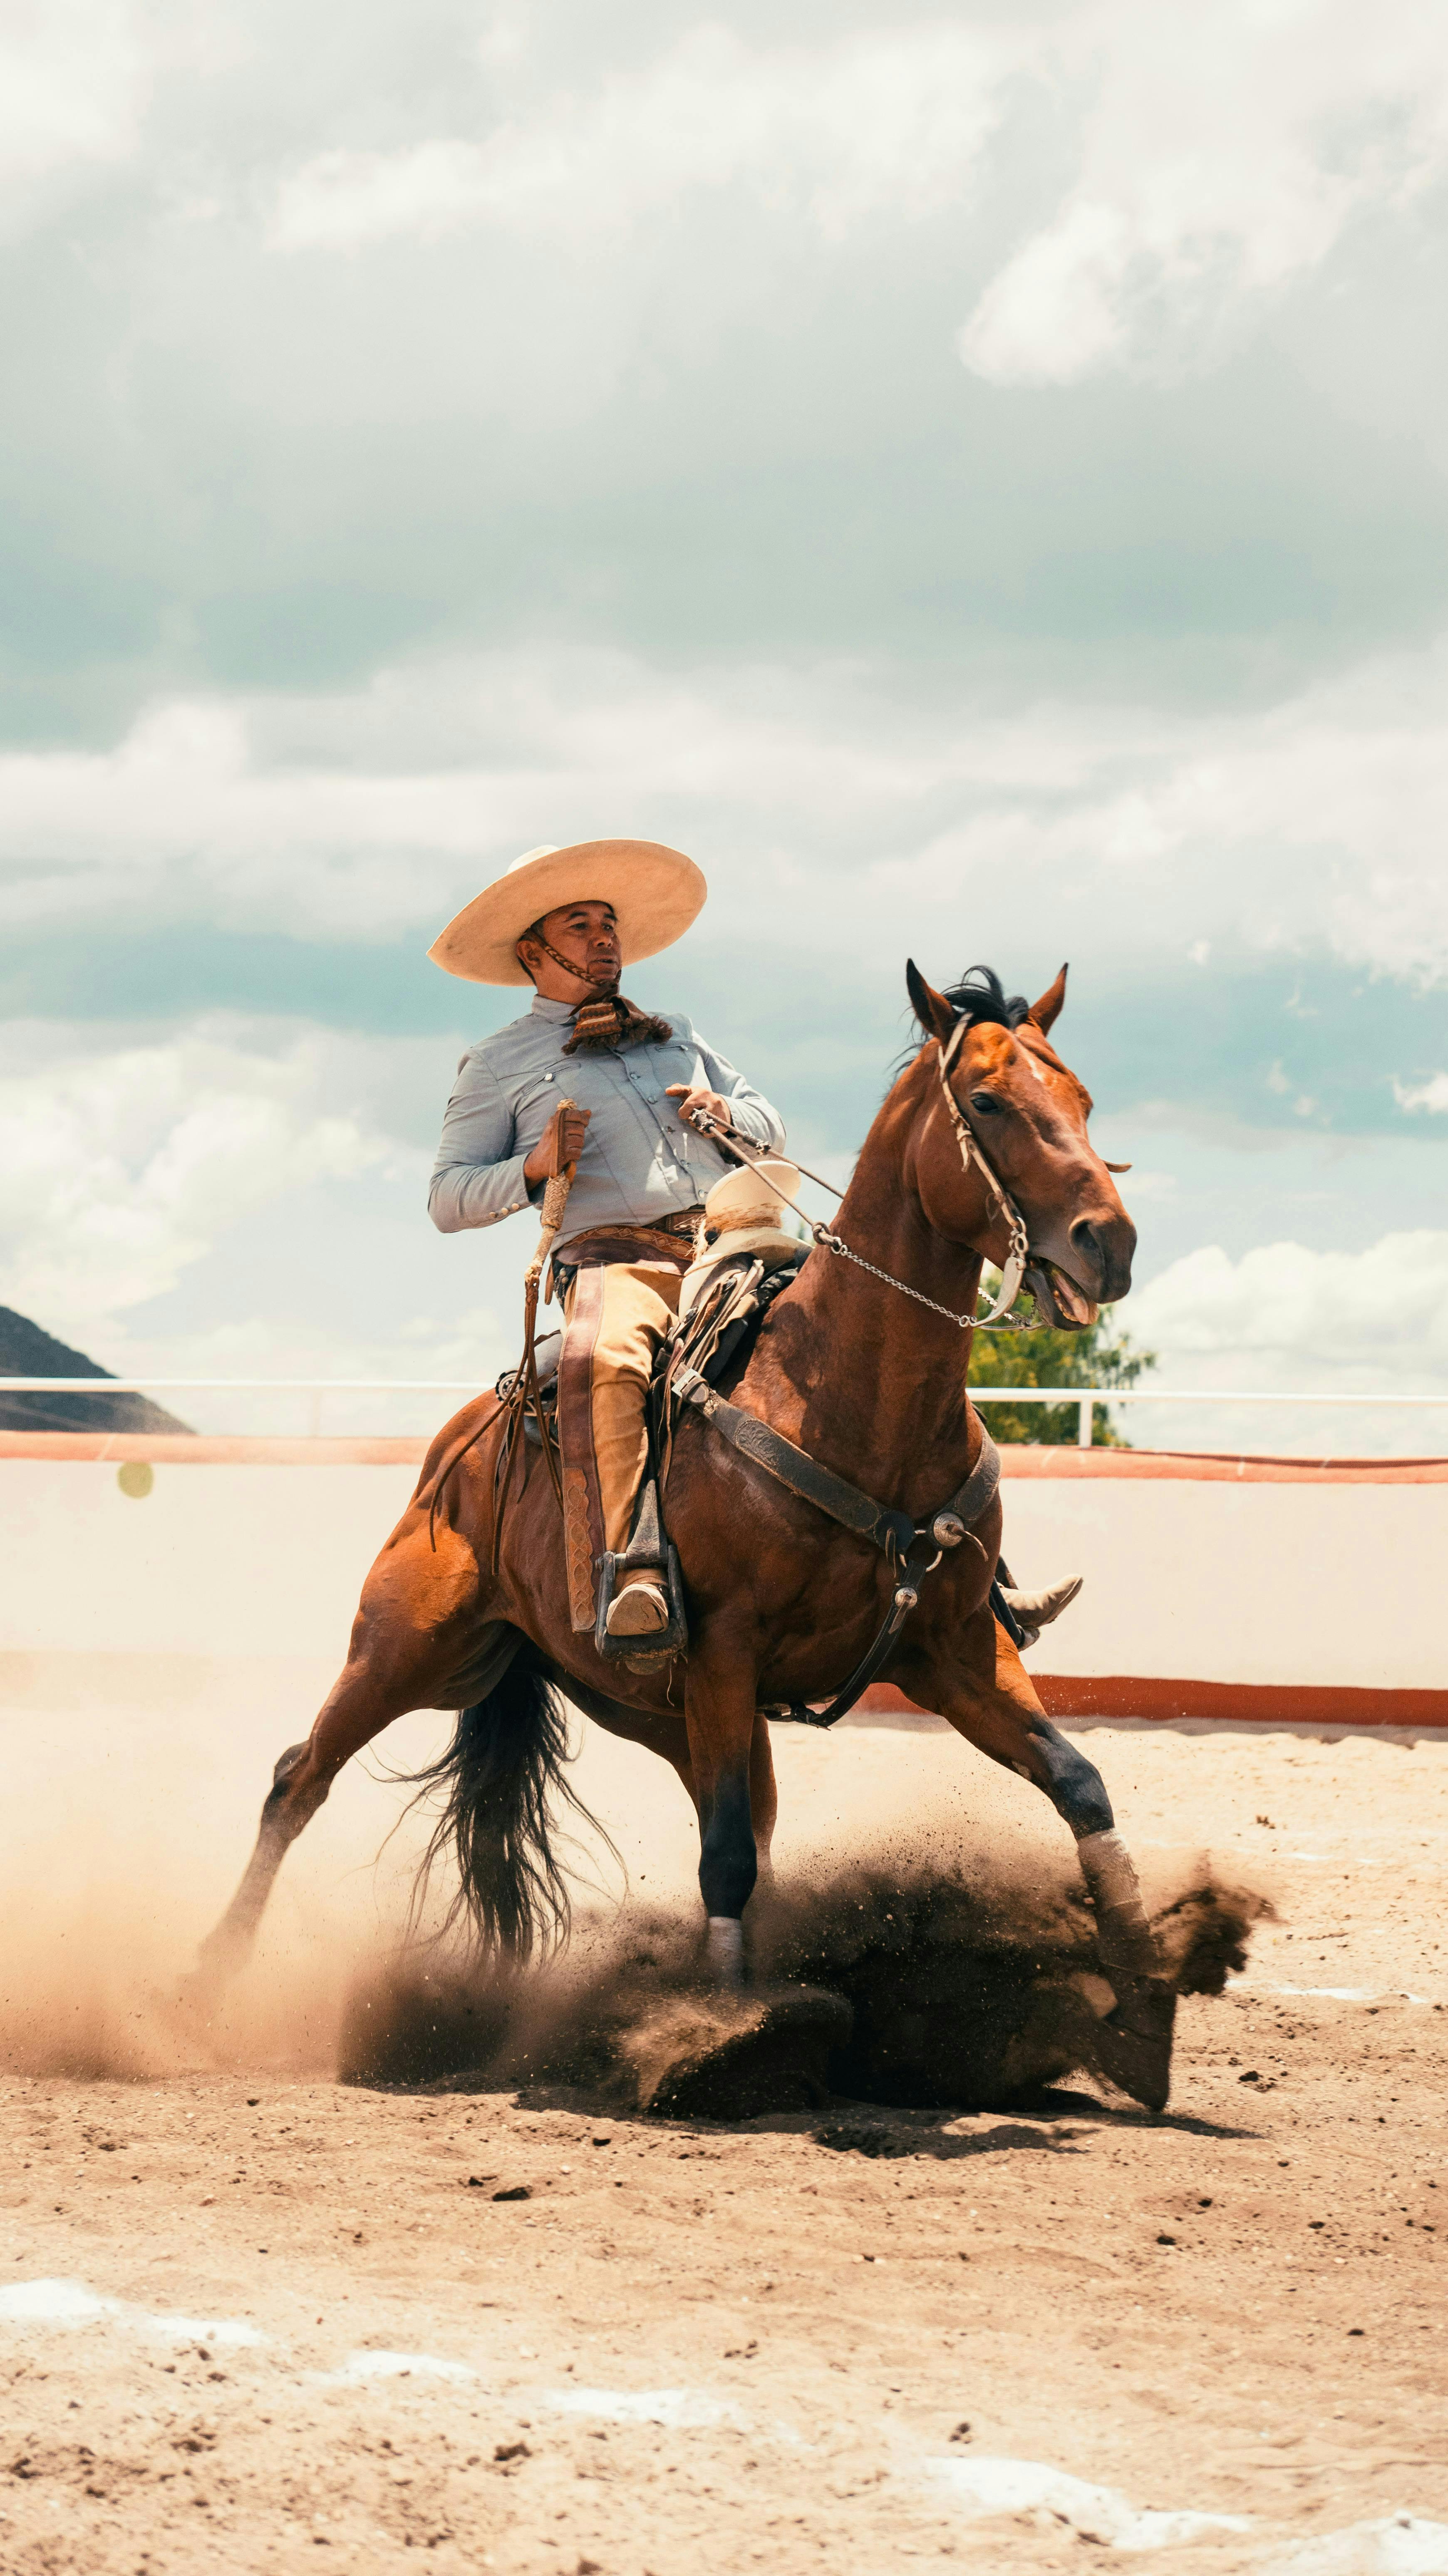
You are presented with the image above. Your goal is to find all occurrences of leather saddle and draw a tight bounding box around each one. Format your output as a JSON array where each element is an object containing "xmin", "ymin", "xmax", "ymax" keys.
[
  {"xmin": 492, "ymin": 1236, "xmax": 1014, "ymax": 1712},
  {"xmin": 495, "ymin": 1239, "xmax": 806, "ymax": 1432},
  {"xmin": 494, "ymin": 1241, "xmax": 809, "ymax": 1667}
]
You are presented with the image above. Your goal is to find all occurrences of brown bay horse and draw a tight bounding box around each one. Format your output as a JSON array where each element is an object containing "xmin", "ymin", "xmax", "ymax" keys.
[{"xmin": 196, "ymin": 960, "xmax": 1178, "ymax": 2108}]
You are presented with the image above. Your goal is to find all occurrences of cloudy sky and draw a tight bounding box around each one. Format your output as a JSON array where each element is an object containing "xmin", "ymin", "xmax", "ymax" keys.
[{"xmin": 3, "ymin": 0, "xmax": 1447, "ymax": 1446}]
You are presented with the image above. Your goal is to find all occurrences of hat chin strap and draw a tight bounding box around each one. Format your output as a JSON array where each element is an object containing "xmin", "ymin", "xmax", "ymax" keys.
[
  {"xmin": 523, "ymin": 934, "xmax": 670, "ymax": 1048},
  {"xmin": 524, "ymin": 928, "xmax": 620, "ymax": 991},
  {"xmin": 937, "ymin": 1022, "xmax": 1030, "ymax": 1327}
]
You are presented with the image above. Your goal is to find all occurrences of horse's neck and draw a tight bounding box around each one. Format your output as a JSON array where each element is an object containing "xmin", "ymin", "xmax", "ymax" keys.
[{"xmin": 745, "ymin": 1073, "xmax": 988, "ymax": 1512}]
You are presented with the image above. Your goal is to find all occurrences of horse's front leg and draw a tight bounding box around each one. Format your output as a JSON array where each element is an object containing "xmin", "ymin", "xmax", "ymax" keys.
[
  {"xmin": 684, "ymin": 1632, "xmax": 762, "ymax": 1987},
  {"xmin": 899, "ymin": 1610, "xmax": 1175, "ymax": 2110}
]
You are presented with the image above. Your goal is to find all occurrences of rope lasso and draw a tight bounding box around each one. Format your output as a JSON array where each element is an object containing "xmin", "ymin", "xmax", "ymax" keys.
[
  {"xmin": 463, "ymin": 1106, "xmax": 582, "ymax": 1563},
  {"xmin": 516, "ymin": 1113, "xmax": 580, "ymax": 1508}
]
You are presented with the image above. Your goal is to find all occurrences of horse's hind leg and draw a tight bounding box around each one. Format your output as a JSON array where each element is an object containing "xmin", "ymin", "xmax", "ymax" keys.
[
  {"xmin": 904, "ymin": 1617, "xmax": 1175, "ymax": 2110},
  {"xmin": 191, "ymin": 1734, "xmax": 319, "ymax": 1984},
  {"xmin": 681, "ymin": 1634, "xmax": 764, "ymax": 1986},
  {"xmin": 191, "ymin": 1657, "xmax": 430, "ymax": 1991},
  {"xmin": 750, "ymin": 1710, "xmax": 779, "ymax": 1880},
  {"xmin": 191, "ymin": 1485, "xmax": 505, "ymax": 1989}
]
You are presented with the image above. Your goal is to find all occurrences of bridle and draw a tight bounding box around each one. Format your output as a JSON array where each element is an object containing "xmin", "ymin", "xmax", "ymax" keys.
[
  {"xmin": 687, "ymin": 1023, "xmax": 1033, "ymax": 1334},
  {"xmin": 934, "ymin": 1017, "xmax": 1030, "ymax": 1327}
]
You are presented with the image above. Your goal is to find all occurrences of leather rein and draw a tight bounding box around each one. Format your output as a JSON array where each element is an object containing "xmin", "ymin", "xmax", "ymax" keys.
[{"xmin": 686, "ymin": 1025, "xmax": 1031, "ymax": 1331}]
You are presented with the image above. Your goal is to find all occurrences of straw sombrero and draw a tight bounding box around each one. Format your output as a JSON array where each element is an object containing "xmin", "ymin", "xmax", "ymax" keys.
[
  {"xmin": 428, "ymin": 839, "xmax": 707, "ymax": 987},
  {"xmin": 703, "ymin": 1159, "xmax": 801, "ymax": 1229}
]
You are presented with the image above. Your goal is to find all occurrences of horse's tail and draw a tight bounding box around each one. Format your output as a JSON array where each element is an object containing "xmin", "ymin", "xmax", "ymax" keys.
[{"xmin": 404, "ymin": 1655, "xmax": 608, "ymax": 1962}]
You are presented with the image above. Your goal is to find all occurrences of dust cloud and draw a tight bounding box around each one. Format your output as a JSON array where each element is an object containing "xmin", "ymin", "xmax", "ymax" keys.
[
  {"xmin": 335, "ymin": 1854, "xmax": 1269, "ymax": 2116},
  {"xmin": 0, "ymin": 1655, "xmax": 1268, "ymax": 2108}
]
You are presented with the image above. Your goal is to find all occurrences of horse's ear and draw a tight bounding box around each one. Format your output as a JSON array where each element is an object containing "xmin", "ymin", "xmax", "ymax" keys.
[
  {"xmin": 1027, "ymin": 963, "xmax": 1068, "ymax": 1035},
  {"xmin": 906, "ymin": 959, "xmax": 957, "ymax": 1045}
]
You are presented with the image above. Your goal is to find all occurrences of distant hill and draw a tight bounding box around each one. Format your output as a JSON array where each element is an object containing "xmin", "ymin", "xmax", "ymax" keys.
[{"xmin": 0, "ymin": 1308, "xmax": 193, "ymax": 1434}]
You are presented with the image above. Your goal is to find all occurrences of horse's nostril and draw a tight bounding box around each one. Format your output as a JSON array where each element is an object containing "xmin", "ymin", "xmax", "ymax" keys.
[{"xmin": 1070, "ymin": 1219, "xmax": 1100, "ymax": 1265}]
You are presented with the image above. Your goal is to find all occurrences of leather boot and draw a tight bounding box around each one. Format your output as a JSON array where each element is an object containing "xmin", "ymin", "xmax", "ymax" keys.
[
  {"xmin": 603, "ymin": 1574, "xmax": 671, "ymax": 1637},
  {"xmin": 997, "ymin": 1571, "xmax": 1083, "ymax": 1650}
]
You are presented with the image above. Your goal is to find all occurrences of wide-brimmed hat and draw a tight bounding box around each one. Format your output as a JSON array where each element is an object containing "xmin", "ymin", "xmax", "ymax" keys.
[{"xmin": 427, "ymin": 838, "xmax": 707, "ymax": 986}]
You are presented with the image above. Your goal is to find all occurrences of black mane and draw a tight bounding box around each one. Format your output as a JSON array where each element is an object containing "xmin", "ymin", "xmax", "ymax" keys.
[{"xmin": 941, "ymin": 964, "xmax": 1031, "ymax": 1031}]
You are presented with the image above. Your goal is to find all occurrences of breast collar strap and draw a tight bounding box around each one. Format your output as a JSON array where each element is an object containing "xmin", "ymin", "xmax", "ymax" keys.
[{"xmin": 937, "ymin": 1023, "xmax": 1030, "ymax": 1327}]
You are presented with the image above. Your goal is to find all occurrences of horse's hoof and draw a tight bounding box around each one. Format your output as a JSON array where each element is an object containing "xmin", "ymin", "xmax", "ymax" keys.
[
  {"xmin": 1093, "ymin": 1977, "xmax": 1176, "ymax": 2113},
  {"xmin": 169, "ymin": 1964, "xmax": 223, "ymax": 2020},
  {"xmin": 174, "ymin": 1928, "xmax": 248, "ymax": 2015},
  {"xmin": 631, "ymin": 1985, "xmax": 853, "ymax": 2119}
]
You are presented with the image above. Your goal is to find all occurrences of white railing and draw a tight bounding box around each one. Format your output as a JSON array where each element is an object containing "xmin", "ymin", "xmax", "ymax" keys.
[
  {"xmin": 0, "ymin": 1377, "xmax": 487, "ymax": 1440},
  {"xmin": 969, "ymin": 1387, "xmax": 1448, "ymax": 1449},
  {"xmin": 6, "ymin": 1378, "xmax": 1448, "ymax": 1448}
]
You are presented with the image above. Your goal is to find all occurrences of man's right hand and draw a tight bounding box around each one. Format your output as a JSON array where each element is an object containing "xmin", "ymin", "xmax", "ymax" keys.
[{"xmin": 523, "ymin": 1100, "xmax": 590, "ymax": 1187}]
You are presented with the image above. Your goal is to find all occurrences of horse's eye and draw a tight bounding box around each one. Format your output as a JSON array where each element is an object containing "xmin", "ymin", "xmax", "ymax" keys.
[{"xmin": 969, "ymin": 1092, "xmax": 1002, "ymax": 1116}]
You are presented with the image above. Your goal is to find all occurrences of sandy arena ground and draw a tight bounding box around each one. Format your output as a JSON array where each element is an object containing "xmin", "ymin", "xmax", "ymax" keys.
[{"xmin": 0, "ymin": 1673, "xmax": 1445, "ymax": 2576}]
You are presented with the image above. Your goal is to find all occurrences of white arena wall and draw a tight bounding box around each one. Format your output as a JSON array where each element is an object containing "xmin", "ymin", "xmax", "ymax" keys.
[{"xmin": 2, "ymin": 1432, "xmax": 1443, "ymax": 1730}]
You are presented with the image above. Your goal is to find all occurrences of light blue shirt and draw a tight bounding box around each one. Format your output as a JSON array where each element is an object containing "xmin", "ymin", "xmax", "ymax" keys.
[{"xmin": 428, "ymin": 994, "xmax": 786, "ymax": 1258}]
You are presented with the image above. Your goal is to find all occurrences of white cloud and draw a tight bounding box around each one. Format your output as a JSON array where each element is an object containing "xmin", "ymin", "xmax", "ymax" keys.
[
  {"xmin": 0, "ymin": 695, "xmax": 491, "ymax": 940},
  {"xmin": 1130, "ymin": 1231, "xmax": 1448, "ymax": 1381},
  {"xmin": 0, "ymin": 1013, "xmax": 526, "ymax": 1419},
  {"xmin": 6, "ymin": 633, "xmax": 1447, "ymax": 983},
  {"xmin": 259, "ymin": 4, "xmax": 1448, "ymax": 396},
  {"xmin": 960, "ymin": 0, "xmax": 1448, "ymax": 384},
  {"xmin": 0, "ymin": 2, "xmax": 148, "ymax": 233},
  {"xmin": 0, "ymin": 1020, "xmax": 402, "ymax": 1331},
  {"xmin": 8, "ymin": 3, "xmax": 1445, "ymax": 408},
  {"xmin": 268, "ymin": 23, "xmax": 1008, "ymax": 252},
  {"xmin": 90, "ymin": 1303, "xmax": 514, "ymax": 1437},
  {"xmin": 0, "ymin": 0, "xmax": 231, "ymax": 239},
  {"xmin": 1393, "ymin": 1073, "xmax": 1448, "ymax": 1114}
]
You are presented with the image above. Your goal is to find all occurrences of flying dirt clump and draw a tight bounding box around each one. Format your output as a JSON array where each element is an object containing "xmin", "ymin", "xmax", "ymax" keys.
[{"xmin": 336, "ymin": 1848, "xmax": 1271, "ymax": 2118}]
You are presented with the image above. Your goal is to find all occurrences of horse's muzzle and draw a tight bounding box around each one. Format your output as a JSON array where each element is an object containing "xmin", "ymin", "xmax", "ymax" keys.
[{"xmin": 1067, "ymin": 1209, "xmax": 1136, "ymax": 1307}]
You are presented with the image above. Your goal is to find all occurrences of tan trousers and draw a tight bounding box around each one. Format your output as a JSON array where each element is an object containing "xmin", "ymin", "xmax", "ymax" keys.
[
  {"xmin": 586, "ymin": 1261, "xmax": 684, "ymax": 1553},
  {"xmin": 559, "ymin": 1260, "xmax": 684, "ymax": 1625}
]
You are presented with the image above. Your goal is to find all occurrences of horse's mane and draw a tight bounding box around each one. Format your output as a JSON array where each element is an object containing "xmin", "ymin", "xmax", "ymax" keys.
[
  {"xmin": 941, "ymin": 964, "xmax": 1031, "ymax": 1030},
  {"xmin": 895, "ymin": 961, "xmax": 1032, "ymax": 1081}
]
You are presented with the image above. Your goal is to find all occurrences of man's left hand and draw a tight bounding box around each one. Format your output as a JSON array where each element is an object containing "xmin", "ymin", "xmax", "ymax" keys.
[{"xmin": 666, "ymin": 1083, "xmax": 734, "ymax": 1134}]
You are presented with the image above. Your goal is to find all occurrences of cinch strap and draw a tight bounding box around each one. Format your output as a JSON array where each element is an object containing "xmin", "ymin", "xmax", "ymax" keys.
[{"xmin": 674, "ymin": 1364, "xmax": 999, "ymax": 1568}]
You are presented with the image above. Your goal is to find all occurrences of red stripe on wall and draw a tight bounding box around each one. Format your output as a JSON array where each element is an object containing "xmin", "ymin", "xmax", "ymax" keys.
[
  {"xmin": 858, "ymin": 1678, "xmax": 1448, "ymax": 1729},
  {"xmin": 996, "ymin": 1447, "xmax": 1448, "ymax": 1484}
]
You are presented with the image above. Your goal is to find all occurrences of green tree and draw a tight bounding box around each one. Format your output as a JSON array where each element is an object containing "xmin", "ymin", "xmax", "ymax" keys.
[{"xmin": 967, "ymin": 1278, "xmax": 1156, "ymax": 1446}]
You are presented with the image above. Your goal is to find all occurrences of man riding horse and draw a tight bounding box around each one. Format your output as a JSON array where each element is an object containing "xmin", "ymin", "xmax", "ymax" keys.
[
  {"xmin": 194, "ymin": 849, "xmax": 1178, "ymax": 2110},
  {"xmin": 426, "ymin": 837, "xmax": 1075, "ymax": 1656},
  {"xmin": 427, "ymin": 838, "xmax": 785, "ymax": 1647}
]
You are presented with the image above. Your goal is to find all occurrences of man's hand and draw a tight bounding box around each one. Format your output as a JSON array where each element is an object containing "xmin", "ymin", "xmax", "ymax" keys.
[
  {"xmin": 523, "ymin": 1100, "xmax": 590, "ymax": 1187},
  {"xmin": 666, "ymin": 1082, "xmax": 734, "ymax": 1135}
]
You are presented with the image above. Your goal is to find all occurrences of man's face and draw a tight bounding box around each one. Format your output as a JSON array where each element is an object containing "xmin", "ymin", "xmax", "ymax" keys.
[{"xmin": 523, "ymin": 899, "xmax": 621, "ymax": 986}]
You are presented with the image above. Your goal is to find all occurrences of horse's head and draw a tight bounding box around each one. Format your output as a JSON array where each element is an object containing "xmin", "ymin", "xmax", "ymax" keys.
[{"xmin": 904, "ymin": 958, "xmax": 1136, "ymax": 1327}]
